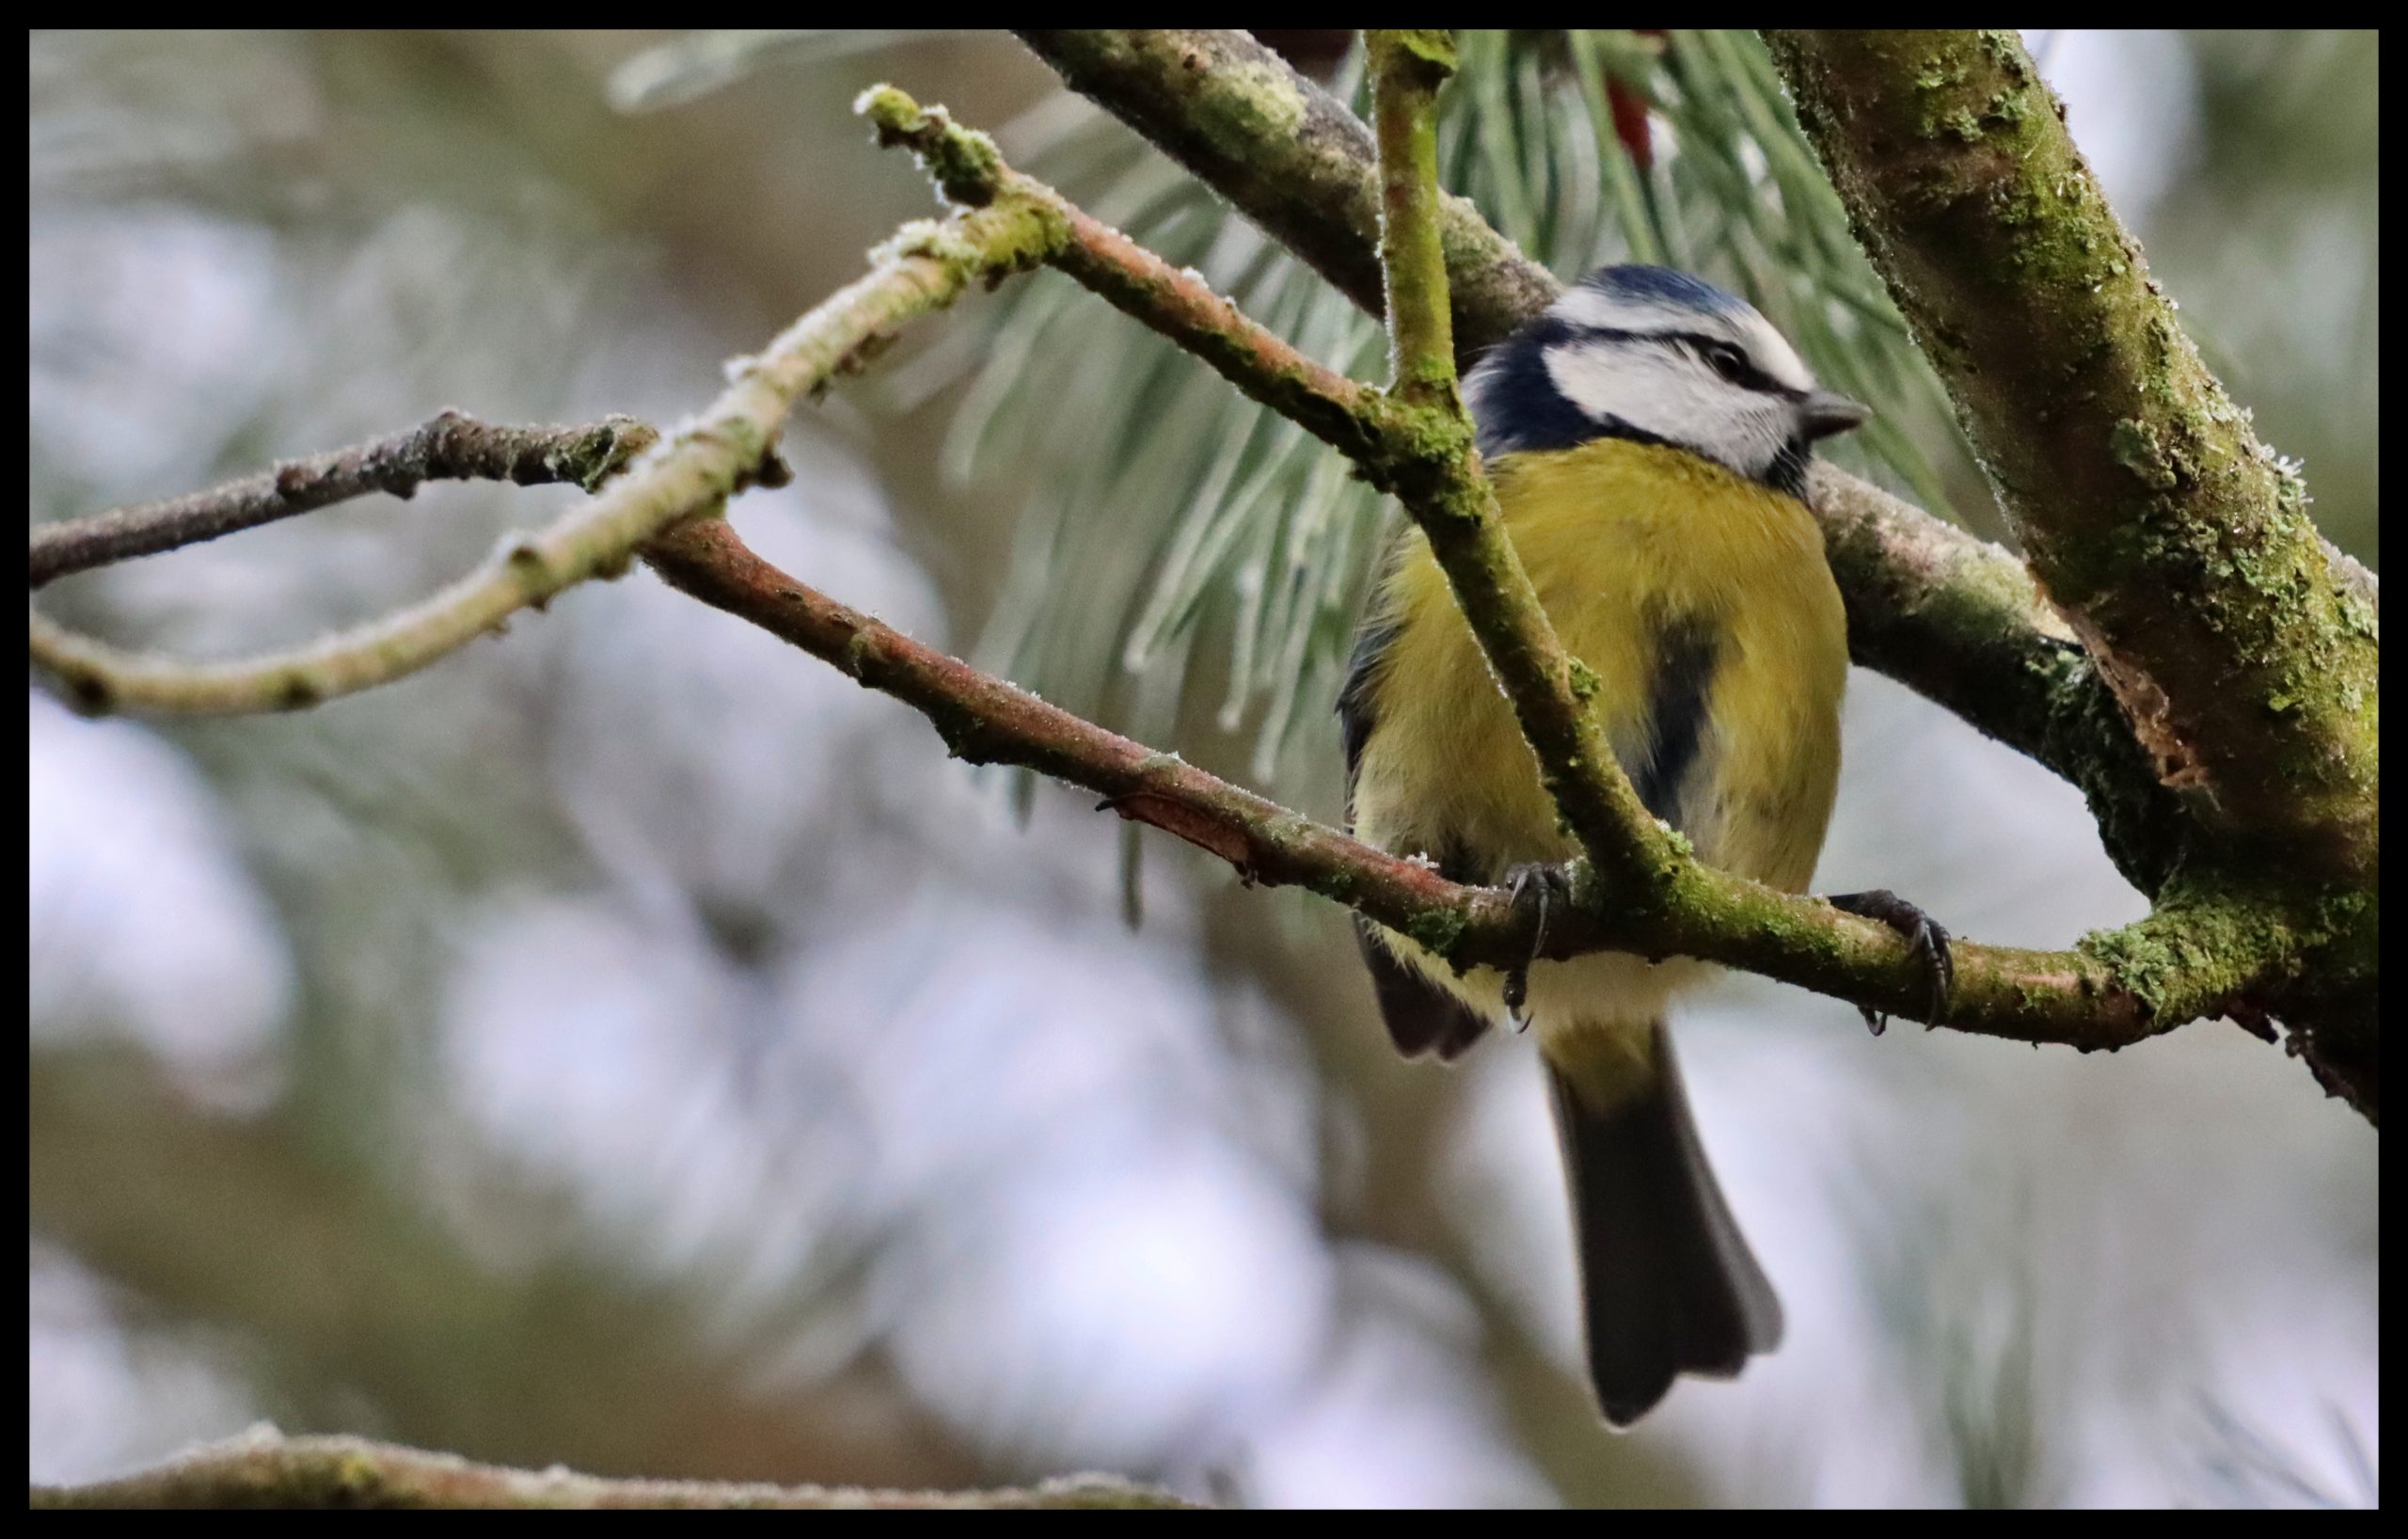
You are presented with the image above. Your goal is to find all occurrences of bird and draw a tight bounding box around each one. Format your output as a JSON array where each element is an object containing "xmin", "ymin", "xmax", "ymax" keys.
[{"xmin": 1341, "ymin": 263, "xmax": 1884, "ymax": 1427}]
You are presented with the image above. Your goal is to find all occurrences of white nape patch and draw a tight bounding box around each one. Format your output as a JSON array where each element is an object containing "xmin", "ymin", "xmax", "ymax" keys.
[
  {"xmin": 1544, "ymin": 337, "xmax": 1796, "ymax": 483},
  {"xmin": 1549, "ymin": 286, "xmax": 1815, "ymax": 394}
]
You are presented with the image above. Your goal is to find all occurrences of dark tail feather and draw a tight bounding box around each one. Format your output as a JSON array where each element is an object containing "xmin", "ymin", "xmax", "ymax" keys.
[
  {"xmin": 1545, "ymin": 1025, "xmax": 1782, "ymax": 1427},
  {"xmin": 1356, "ymin": 917, "xmax": 1491, "ymax": 1060}
]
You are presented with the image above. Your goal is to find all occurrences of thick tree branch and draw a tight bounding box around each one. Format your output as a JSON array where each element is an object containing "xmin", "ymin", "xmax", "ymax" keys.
[
  {"xmin": 1011, "ymin": 28, "xmax": 2185, "ymax": 893},
  {"xmin": 1762, "ymin": 30, "xmax": 2376, "ymax": 882},
  {"xmin": 29, "ymin": 1433, "xmax": 1186, "ymax": 1510},
  {"xmin": 1760, "ymin": 28, "xmax": 2375, "ymax": 1119},
  {"xmin": 27, "ymin": 198, "xmax": 1066, "ymax": 717}
]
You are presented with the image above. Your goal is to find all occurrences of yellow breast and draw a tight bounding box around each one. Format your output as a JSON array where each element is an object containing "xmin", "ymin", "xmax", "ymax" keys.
[{"xmin": 1352, "ymin": 436, "xmax": 1847, "ymax": 893}]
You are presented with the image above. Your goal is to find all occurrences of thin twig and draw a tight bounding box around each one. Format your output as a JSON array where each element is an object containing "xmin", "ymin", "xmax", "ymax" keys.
[
  {"xmin": 28, "ymin": 413, "xmax": 660, "ymax": 590},
  {"xmin": 1363, "ymin": 29, "xmax": 1667, "ymax": 892}
]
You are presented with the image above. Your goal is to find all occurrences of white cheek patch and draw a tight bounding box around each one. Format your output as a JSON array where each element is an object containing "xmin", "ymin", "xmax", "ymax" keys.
[
  {"xmin": 1545, "ymin": 343, "xmax": 1721, "ymax": 439},
  {"xmin": 1544, "ymin": 342, "xmax": 1792, "ymax": 482}
]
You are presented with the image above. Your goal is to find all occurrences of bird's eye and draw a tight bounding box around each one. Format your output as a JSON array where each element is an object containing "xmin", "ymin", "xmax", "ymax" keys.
[{"xmin": 1698, "ymin": 341, "xmax": 1754, "ymax": 386}]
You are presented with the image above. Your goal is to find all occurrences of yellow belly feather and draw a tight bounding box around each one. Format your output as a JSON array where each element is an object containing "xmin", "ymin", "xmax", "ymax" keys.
[{"xmin": 1351, "ymin": 438, "xmax": 1847, "ymax": 1086}]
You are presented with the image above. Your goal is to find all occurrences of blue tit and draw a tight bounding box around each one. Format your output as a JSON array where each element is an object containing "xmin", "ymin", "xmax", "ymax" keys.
[{"xmin": 1341, "ymin": 265, "xmax": 1868, "ymax": 1427}]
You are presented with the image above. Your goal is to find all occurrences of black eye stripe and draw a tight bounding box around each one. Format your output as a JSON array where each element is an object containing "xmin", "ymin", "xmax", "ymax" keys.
[
  {"xmin": 1558, "ymin": 322, "xmax": 1795, "ymax": 395},
  {"xmin": 1669, "ymin": 331, "xmax": 1786, "ymax": 393}
]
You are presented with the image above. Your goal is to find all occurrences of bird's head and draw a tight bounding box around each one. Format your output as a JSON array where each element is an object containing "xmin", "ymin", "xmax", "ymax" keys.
[{"xmin": 1465, "ymin": 264, "xmax": 1868, "ymax": 495}]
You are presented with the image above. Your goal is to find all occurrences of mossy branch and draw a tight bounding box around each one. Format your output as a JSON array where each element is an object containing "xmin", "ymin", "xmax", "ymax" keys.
[
  {"xmin": 645, "ymin": 516, "xmax": 2178, "ymax": 1048},
  {"xmin": 1760, "ymin": 28, "xmax": 2377, "ymax": 1119},
  {"xmin": 1762, "ymin": 29, "xmax": 2376, "ymax": 882}
]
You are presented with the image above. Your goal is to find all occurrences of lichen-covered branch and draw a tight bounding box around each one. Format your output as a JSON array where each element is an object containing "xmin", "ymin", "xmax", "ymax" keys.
[
  {"xmin": 1377, "ymin": 33, "xmax": 1675, "ymax": 891},
  {"xmin": 1761, "ymin": 28, "xmax": 2376, "ymax": 1119},
  {"xmin": 28, "ymin": 1433, "xmax": 1188, "ymax": 1510},
  {"xmin": 1011, "ymin": 29, "xmax": 2179, "ymax": 886},
  {"xmin": 1365, "ymin": 28, "xmax": 1670, "ymax": 891},
  {"xmin": 27, "ymin": 199, "xmax": 1066, "ymax": 717},
  {"xmin": 28, "ymin": 414, "xmax": 661, "ymax": 590},
  {"xmin": 1370, "ymin": 31, "xmax": 1466, "ymax": 404},
  {"xmin": 1760, "ymin": 30, "xmax": 2375, "ymax": 880}
]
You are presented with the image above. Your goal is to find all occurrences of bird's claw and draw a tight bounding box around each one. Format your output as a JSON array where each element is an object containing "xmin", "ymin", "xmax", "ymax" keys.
[
  {"xmin": 1828, "ymin": 888, "xmax": 1954, "ymax": 1035},
  {"xmin": 1502, "ymin": 862, "xmax": 1576, "ymax": 1030}
]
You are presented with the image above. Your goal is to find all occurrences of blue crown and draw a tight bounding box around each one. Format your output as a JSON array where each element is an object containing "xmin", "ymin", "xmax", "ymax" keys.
[{"xmin": 1576, "ymin": 264, "xmax": 1743, "ymax": 315}]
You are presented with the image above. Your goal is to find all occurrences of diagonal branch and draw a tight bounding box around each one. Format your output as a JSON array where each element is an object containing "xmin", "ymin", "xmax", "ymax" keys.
[
  {"xmin": 1363, "ymin": 30, "xmax": 1668, "ymax": 893},
  {"xmin": 643, "ymin": 516, "xmax": 2190, "ymax": 1050}
]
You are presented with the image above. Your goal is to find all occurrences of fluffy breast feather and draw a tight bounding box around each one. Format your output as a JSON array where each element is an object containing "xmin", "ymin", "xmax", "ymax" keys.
[{"xmin": 1350, "ymin": 436, "xmax": 1846, "ymax": 897}]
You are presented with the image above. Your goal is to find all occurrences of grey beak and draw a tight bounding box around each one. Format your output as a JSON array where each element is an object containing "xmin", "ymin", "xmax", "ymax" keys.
[{"xmin": 1799, "ymin": 389, "xmax": 1871, "ymax": 439}]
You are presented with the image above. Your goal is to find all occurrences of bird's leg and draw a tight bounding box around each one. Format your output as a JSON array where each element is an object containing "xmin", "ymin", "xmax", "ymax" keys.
[
  {"xmin": 1826, "ymin": 888, "xmax": 1955, "ymax": 1035},
  {"xmin": 1502, "ymin": 862, "xmax": 1578, "ymax": 1029}
]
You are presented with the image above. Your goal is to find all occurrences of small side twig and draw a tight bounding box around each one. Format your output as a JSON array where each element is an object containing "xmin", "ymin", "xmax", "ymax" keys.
[{"xmin": 28, "ymin": 413, "xmax": 661, "ymax": 590}]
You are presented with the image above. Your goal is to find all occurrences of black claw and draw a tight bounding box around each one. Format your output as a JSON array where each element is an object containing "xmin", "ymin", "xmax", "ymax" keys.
[
  {"xmin": 1502, "ymin": 862, "xmax": 1576, "ymax": 1030},
  {"xmin": 1828, "ymin": 888, "xmax": 1954, "ymax": 1028}
]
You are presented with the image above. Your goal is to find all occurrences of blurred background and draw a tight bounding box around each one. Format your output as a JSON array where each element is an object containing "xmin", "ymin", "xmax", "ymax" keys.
[{"xmin": 28, "ymin": 30, "xmax": 2376, "ymax": 1508}]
